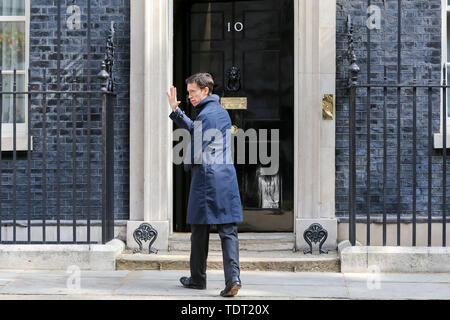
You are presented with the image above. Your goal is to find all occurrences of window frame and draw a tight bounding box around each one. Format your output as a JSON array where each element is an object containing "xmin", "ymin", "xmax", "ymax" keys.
[
  {"xmin": 435, "ymin": 0, "xmax": 450, "ymax": 148},
  {"xmin": 0, "ymin": 0, "xmax": 30, "ymax": 151}
]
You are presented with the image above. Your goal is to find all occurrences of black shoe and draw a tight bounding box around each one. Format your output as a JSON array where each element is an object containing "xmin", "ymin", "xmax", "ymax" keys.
[
  {"xmin": 179, "ymin": 277, "xmax": 206, "ymax": 290},
  {"xmin": 220, "ymin": 279, "xmax": 242, "ymax": 297}
]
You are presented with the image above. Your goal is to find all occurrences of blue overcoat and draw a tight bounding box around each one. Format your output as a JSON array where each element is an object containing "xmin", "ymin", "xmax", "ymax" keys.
[{"xmin": 169, "ymin": 94, "xmax": 243, "ymax": 225}]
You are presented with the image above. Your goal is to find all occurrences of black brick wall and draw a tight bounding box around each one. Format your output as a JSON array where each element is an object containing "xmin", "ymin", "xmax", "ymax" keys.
[
  {"xmin": 0, "ymin": 0, "xmax": 130, "ymax": 223},
  {"xmin": 336, "ymin": 0, "xmax": 447, "ymax": 222}
]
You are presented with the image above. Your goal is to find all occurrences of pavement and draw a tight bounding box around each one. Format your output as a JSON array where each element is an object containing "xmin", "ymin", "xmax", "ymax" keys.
[{"xmin": 0, "ymin": 269, "xmax": 449, "ymax": 300}]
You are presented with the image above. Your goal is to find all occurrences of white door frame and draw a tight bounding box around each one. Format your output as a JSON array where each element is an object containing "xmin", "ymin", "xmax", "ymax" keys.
[{"xmin": 128, "ymin": 0, "xmax": 338, "ymax": 251}]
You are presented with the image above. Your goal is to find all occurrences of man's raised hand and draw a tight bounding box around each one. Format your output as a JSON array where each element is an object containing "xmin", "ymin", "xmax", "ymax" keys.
[{"xmin": 166, "ymin": 86, "xmax": 181, "ymax": 112}]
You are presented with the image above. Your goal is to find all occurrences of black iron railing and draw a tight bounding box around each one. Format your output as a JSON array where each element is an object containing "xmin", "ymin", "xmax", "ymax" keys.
[
  {"xmin": 0, "ymin": 67, "xmax": 115, "ymax": 244},
  {"xmin": 0, "ymin": 2, "xmax": 116, "ymax": 244},
  {"xmin": 346, "ymin": 15, "xmax": 448, "ymax": 247}
]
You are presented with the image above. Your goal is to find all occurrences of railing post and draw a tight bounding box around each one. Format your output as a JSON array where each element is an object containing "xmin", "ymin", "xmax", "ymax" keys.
[
  {"xmin": 443, "ymin": 64, "xmax": 447, "ymax": 247},
  {"xmin": 0, "ymin": 69, "xmax": 2, "ymax": 243},
  {"xmin": 98, "ymin": 22, "xmax": 116, "ymax": 244},
  {"xmin": 100, "ymin": 92, "xmax": 115, "ymax": 244},
  {"xmin": 347, "ymin": 15, "xmax": 360, "ymax": 246}
]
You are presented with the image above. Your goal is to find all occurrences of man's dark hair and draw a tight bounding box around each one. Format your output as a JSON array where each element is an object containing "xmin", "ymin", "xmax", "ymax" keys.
[{"xmin": 185, "ymin": 73, "xmax": 214, "ymax": 95}]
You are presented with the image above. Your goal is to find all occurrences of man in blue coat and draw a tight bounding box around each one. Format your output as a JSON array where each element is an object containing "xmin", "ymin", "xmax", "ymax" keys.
[{"xmin": 166, "ymin": 73, "xmax": 243, "ymax": 297}]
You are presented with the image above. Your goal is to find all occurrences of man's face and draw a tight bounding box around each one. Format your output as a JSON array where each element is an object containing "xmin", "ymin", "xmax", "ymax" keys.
[{"xmin": 187, "ymin": 82, "xmax": 209, "ymax": 107}]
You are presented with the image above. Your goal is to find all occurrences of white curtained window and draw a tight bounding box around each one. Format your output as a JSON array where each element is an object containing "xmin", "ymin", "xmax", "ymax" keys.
[{"xmin": 0, "ymin": 0, "xmax": 27, "ymax": 126}]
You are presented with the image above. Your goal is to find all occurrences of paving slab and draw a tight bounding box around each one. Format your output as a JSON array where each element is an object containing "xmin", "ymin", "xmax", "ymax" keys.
[
  {"xmin": 346, "ymin": 282, "xmax": 450, "ymax": 300},
  {"xmin": 0, "ymin": 273, "xmax": 71, "ymax": 295},
  {"xmin": 343, "ymin": 273, "xmax": 450, "ymax": 284},
  {"xmin": 0, "ymin": 271, "xmax": 24, "ymax": 286},
  {"xmin": 236, "ymin": 284, "xmax": 349, "ymax": 299},
  {"xmin": 239, "ymin": 271, "xmax": 346, "ymax": 287},
  {"xmin": 0, "ymin": 270, "xmax": 128, "ymax": 296}
]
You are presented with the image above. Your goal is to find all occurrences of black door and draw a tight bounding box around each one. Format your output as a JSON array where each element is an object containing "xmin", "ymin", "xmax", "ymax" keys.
[{"xmin": 173, "ymin": 0, "xmax": 294, "ymax": 232}]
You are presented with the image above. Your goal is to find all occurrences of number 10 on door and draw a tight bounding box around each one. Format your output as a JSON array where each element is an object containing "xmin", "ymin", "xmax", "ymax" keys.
[{"xmin": 227, "ymin": 22, "xmax": 244, "ymax": 32}]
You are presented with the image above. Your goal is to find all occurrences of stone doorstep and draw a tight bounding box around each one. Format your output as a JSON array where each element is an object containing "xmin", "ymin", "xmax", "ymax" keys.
[
  {"xmin": 122, "ymin": 233, "xmax": 341, "ymax": 272},
  {"xmin": 168, "ymin": 232, "xmax": 296, "ymax": 252},
  {"xmin": 116, "ymin": 250, "xmax": 340, "ymax": 272},
  {"xmin": 0, "ymin": 239, "xmax": 125, "ymax": 271},
  {"xmin": 340, "ymin": 246, "xmax": 450, "ymax": 273}
]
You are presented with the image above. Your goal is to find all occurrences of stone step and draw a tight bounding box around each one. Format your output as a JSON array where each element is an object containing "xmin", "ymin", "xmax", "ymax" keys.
[
  {"xmin": 116, "ymin": 250, "xmax": 340, "ymax": 272},
  {"xmin": 168, "ymin": 232, "xmax": 296, "ymax": 252}
]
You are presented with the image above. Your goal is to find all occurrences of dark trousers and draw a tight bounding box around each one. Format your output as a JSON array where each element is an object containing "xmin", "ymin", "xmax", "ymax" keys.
[{"xmin": 190, "ymin": 223, "xmax": 240, "ymax": 286}]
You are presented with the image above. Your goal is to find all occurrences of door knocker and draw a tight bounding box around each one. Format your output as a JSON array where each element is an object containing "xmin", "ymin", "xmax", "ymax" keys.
[{"xmin": 226, "ymin": 66, "xmax": 241, "ymax": 92}]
